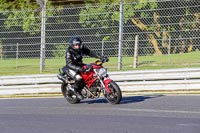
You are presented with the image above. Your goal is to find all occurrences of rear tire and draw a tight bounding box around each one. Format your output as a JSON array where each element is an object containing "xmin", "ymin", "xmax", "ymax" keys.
[
  {"xmin": 61, "ymin": 83, "xmax": 80, "ymax": 104},
  {"xmin": 104, "ymin": 81, "xmax": 122, "ymax": 104}
]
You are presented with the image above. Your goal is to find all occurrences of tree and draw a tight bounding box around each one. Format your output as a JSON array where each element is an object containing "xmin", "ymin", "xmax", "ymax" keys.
[
  {"xmin": 0, "ymin": 0, "xmax": 64, "ymax": 59},
  {"xmin": 79, "ymin": 0, "xmax": 199, "ymax": 55},
  {"xmin": 0, "ymin": 0, "xmax": 60, "ymax": 34},
  {"xmin": 79, "ymin": 0, "xmax": 162, "ymax": 55},
  {"xmin": 157, "ymin": 0, "xmax": 199, "ymax": 54}
]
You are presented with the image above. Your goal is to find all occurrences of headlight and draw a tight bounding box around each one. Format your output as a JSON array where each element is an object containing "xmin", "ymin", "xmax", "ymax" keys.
[{"xmin": 97, "ymin": 68, "xmax": 107, "ymax": 77}]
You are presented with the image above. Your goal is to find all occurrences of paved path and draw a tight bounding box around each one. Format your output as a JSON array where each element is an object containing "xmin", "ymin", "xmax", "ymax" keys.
[{"xmin": 0, "ymin": 95, "xmax": 200, "ymax": 133}]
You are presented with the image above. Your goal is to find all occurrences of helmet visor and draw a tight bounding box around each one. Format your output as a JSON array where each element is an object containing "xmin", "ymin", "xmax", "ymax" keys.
[
  {"xmin": 73, "ymin": 40, "xmax": 81, "ymax": 45},
  {"xmin": 72, "ymin": 40, "xmax": 82, "ymax": 49}
]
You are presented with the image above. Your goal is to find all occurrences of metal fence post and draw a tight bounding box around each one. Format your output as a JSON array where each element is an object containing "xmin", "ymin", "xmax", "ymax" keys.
[
  {"xmin": 16, "ymin": 43, "xmax": 19, "ymax": 69},
  {"xmin": 0, "ymin": 42, "xmax": 2, "ymax": 60},
  {"xmin": 37, "ymin": 0, "xmax": 47, "ymax": 72},
  {"xmin": 118, "ymin": 0, "xmax": 124, "ymax": 70},
  {"xmin": 102, "ymin": 40, "xmax": 104, "ymax": 56},
  {"xmin": 133, "ymin": 35, "xmax": 138, "ymax": 68},
  {"xmin": 168, "ymin": 36, "xmax": 171, "ymax": 65}
]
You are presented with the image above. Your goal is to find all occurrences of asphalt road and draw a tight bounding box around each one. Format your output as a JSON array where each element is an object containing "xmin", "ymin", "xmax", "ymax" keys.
[{"xmin": 0, "ymin": 95, "xmax": 200, "ymax": 133}]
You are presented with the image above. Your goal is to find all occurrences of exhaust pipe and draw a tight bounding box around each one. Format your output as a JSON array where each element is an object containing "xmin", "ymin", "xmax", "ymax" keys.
[{"xmin": 57, "ymin": 74, "xmax": 66, "ymax": 82}]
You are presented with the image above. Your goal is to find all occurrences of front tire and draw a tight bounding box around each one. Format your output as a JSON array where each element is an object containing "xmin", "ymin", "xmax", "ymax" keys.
[
  {"xmin": 61, "ymin": 83, "xmax": 80, "ymax": 104},
  {"xmin": 104, "ymin": 81, "xmax": 122, "ymax": 104}
]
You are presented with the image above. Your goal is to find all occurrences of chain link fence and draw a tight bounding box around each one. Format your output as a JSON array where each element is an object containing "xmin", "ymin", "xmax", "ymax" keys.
[{"xmin": 0, "ymin": 0, "xmax": 199, "ymax": 75}]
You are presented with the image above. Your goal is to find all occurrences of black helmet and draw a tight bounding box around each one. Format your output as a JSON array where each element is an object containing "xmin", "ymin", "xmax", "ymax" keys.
[{"xmin": 69, "ymin": 37, "xmax": 83, "ymax": 50}]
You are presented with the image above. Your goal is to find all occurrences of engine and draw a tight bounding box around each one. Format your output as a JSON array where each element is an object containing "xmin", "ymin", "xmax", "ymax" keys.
[{"xmin": 81, "ymin": 80, "xmax": 101, "ymax": 98}]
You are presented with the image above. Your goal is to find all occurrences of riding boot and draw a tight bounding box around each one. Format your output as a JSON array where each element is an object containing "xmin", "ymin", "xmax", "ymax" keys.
[
  {"xmin": 74, "ymin": 80, "xmax": 84, "ymax": 100},
  {"xmin": 75, "ymin": 91, "xmax": 84, "ymax": 100}
]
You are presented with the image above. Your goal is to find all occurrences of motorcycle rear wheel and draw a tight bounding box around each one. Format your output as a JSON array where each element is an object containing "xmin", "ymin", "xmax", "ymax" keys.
[
  {"xmin": 104, "ymin": 81, "xmax": 122, "ymax": 104},
  {"xmin": 61, "ymin": 83, "xmax": 80, "ymax": 104}
]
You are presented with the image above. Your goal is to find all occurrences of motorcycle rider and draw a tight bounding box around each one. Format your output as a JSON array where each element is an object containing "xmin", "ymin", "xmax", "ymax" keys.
[{"xmin": 64, "ymin": 36, "xmax": 107, "ymax": 100}]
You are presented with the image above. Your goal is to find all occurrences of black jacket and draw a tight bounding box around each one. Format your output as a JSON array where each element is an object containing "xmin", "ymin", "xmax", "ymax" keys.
[{"xmin": 65, "ymin": 45, "xmax": 101, "ymax": 72}]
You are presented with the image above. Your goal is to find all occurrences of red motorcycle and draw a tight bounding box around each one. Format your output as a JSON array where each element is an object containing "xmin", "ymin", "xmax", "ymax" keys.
[{"xmin": 57, "ymin": 59, "xmax": 122, "ymax": 104}]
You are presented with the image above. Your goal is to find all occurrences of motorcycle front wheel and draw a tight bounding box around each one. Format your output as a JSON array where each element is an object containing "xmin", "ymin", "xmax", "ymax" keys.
[
  {"xmin": 61, "ymin": 83, "xmax": 80, "ymax": 104},
  {"xmin": 104, "ymin": 81, "xmax": 122, "ymax": 104}
]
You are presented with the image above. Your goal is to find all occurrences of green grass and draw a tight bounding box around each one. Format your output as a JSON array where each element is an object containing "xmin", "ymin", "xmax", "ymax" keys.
[{"xmin": 0, "ymin": 51, "xmax": 200, "ymax": 75}]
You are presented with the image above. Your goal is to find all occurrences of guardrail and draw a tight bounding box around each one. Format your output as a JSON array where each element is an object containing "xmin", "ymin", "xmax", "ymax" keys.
[{"xmin": 0, "ymin": 68, "xmax": 200, "ymax": 95}]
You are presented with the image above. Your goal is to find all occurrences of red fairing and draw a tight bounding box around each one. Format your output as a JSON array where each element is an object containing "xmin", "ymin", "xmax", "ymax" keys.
[
  {"xmin": 81, "ymin": 70, "xmax": 97, "ymax": 88},
  {"xmin": 81, "ymin": 63, "xmax": 108, "ymax": 91},
  {"xmin": 103, "ymin": 78, "xmax": 112, "ymax": 93}
]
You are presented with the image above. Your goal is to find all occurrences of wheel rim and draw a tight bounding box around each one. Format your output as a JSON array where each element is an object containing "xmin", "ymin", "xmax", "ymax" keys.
[
  {"xmin": 65, "ymin": 85, "xmax": 77, "ymax": 100},
  {"xmin": 106, "ymin": 84, "xmax": 118, "ymax": 103}
]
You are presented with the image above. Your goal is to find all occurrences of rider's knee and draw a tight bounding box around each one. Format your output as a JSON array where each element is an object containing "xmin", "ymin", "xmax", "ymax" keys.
[{"xmin": 75, "ymin": 74, "xmax": 82, "ymax": 81}]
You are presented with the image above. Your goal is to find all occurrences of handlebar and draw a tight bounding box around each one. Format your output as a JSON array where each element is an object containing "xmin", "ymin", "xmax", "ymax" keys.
[
  {"xmin": 100, "ymin": 56, "xmax": 109, "ymax": 63},
  {"xmin": 82, "ymin": 56, "xmax": 109, "ymax": 73}
]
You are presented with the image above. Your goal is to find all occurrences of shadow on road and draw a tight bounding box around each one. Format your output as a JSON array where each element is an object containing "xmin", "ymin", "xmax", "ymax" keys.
[
  {"xmin": 81, "ymin": 95, "xmax": 164, "ymax": 104},
  {"xmin": 121, "ymin": 95, "xmax": 164, "ymax": 104}
]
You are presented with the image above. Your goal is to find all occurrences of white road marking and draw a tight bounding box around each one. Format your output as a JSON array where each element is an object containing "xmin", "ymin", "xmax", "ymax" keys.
[
  {"xmin": 178, "ymin": 123, "xmax": 200, "ymax": 127},
  {"xmin": 116, "ymin": 108, "xmax": 200, "ymax": 114}
]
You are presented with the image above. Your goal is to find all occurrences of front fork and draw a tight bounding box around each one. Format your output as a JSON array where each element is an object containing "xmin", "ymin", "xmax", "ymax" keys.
[
  {"xmin": 99, "ymin": 77, "xmax": 112, "ymax": 94},
  {"xmin": 94, "ymin": 69, "xmax": 112, "ymax": 94}
]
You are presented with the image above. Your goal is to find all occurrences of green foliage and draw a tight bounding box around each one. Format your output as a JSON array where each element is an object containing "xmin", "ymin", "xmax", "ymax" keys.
[
  {"xmin": 134, "ymin": 1, "xmax": 148, "ymax": 10},
  {"xmin": 0, "ymin": 0, "xmax": 57, "ymax": 34},
  {"xmin": 79, "ymin": 0, "xmax": 158, "ymax": 54},
  {"xmin": 103, "ymin": 36, "xmax": 110, "ymax": 41},
  {"xmin": 80, "ymin": 4, "xmax": 114, "ymax": 28},
  {"xmin": 79, "ymin": 0, "xmax": 157, "ymax": 28},
  {"xmin": 0, "ymin": 0, "xmax": 10, "ymax": 10}
]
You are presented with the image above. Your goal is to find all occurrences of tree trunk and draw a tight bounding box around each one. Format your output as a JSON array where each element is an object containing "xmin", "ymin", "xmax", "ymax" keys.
[
  {"xmin": 132, "ymin": 18, "xmax": 162, "ymax": 55},
  {"xmin": 188, "ymin": 40, "xmax": 193, "ymax": 52},
  {"xmin": 153, "ymin": 12, "xmax": 161, "ymax": 38}
]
